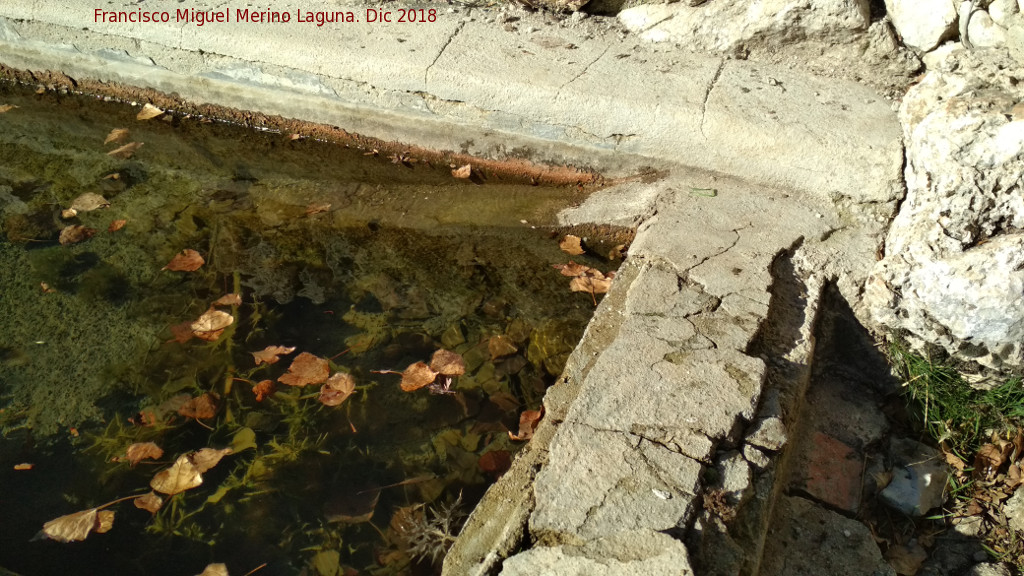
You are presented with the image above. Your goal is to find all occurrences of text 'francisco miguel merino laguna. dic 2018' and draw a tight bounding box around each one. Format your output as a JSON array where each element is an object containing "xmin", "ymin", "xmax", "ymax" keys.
[{"xmin": 93, "ymin": 7, "xmax": 438, "ymax": 26}]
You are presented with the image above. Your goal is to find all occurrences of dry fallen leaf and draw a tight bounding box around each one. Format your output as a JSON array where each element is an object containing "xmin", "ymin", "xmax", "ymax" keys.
[
  {"xmin": 151, "ymin": 454, "xmax": 203, "ymax": 495},
  {"xmin": 178, "ymin": 393, "xmax": 218, "ymax": 420},
  {"xmin": 108, "ymin": 219, "xmax": 127, "ymax": 232},
  {"xmin": 278, "ymin": 352, "xmax": 330, "ymax": 387},
  {"xmin": 163, "ymin": 249, "xmax": 205, "ymax": 272},
  {"xmin": 41, "ymin": 508, "xmax": 103, "ymax": 543},
  {"xmin": 107, "ymin": 141, "xmax": 143, "ymax": 159},
  {"xmin": 104, "ymin": 128, "xmax": 130, "ymax": 145},
  {"xmin": 975, "ymin": 442, "xmax": 1013, "ymax": 480},
  {"xmin": 59, "ymin": 225, "xmax": 96, "ymax": 245},
  {"xmin": 1009, "ymin": 463, "xmax": 1023, "ymax": 490},
  {"xmin": 191, "ymin": 310, "xmax": 233, "ymax": 341},
  {"xmin": 509, "ymin": 408, "xmax": 544, "ymax": 441},
  {"xmin": 13, "ymin": 463, "xmax": 33, "ymax": 471},
  {"xmin": 430, "ymin": 349, "xmax": 466, "ymax": 376},
  {"xmin": 134, "ymin": 492, "xmax": 163, "ymax": 514},
  {"xmin": 136, "ymin": 103, "xmax": 164, "ymax": 120},
  {"xmin": 319, "ymin": 372, "xmax": 357, "ymax": 407},
  {"xmin": 452, "ymin": 164, "xmax": 472, "ymax": 179},
  {"xmin": 70, "ymin": 192, "xmax": 110, "ymax": 213},
  {"xmin": 120, "ymin": 442, "xmax": 164, "ymax": 467},
  {"xmin": 559, "ymin": 234, "xmax": 585, "ymax": 255},
  {"xmin": 252, "ymin": 345, "xmax": 296, "ymax": 366},
  {"xmin": 212, "ymin": 293, "xmax": 241, "ymax": 307},
  {"xmin": 400, "ymin": 361, "xmax": 438, "ymax": 392},
  {"xmin": 252, "ymin": 379, "xmax": 274, "ymax": 402},
  {"xmin": 191, "ymin": 447, "xmax": 232, "ymax": 473},
  {"xmin": 0, "ymin": 104, "xmax": 17, "ymax": 114}
]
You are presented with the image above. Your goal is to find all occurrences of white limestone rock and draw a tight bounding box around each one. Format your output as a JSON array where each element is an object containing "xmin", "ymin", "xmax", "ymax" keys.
[
  {"xmin": 990, "ymin": 0, "xmax": 1020, "ymax": 27},
  {"xmin": 865, "ymin": 47, "xmax": 1024, "ymax": 371},
  {"xmin": 966, "ymin": 8, "xmax": 1008, "ymax": 47},
  {"xmin": 618, "ymin": 0, "xmax": 870, "ymax": 52},
  {"xmin": 883, "ymin": 0, "xmax": 957, "ymax": 50}
]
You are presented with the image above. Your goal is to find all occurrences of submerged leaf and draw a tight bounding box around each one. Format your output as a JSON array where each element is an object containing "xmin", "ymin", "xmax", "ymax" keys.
[
  {"xmin": 108, "ymin": 219, "xmax": 127, "ymax": 232},
  {"xmin": 95, "ymin": 510, "xmax": 115, "ymax": 534},
  {"xmin": 150, "ymin": 454, "xmax": 203, "ymax": 495},
  {"xmin": 178, "ymin": 393, "xmax": 218, "ymax": 420},
  {"xmin": 252, "ymin": 345, "xmax": 296, "ymax": 366},
  {"xmin": 212, "ymin": 293, "xmax": 241, "ymax": 307},
  {"xmin": 107, "ymin": 141, "xmax": 143, "ymax": 159},
  {"xmin": 0, "ymin": 104, "xmax": 17, "ymax": 113},
  {"xmin": 163, "ymin": 249, "xmax": 205, "ymax": 272},
  {"xmin": 319, "ymin": 372, "xmax": 356, "ymax": 406},
  {"xmin": 69, "ymin": 192, "xmax": 110, "ymax": 213},
  {"xmin": 430, "ymin": 349, "xmax": 466, "ymax": 377},
  {"xmin": 278, "ymin": 352, "xmax": 330, "ymax": 386},
  {"xmin": 559, "ymin": 234, "xmax": 585, "ymax": 255},
  {"xmin": 478, "ymin": 450, "xmax": 512, "ymax": 478},
  {"xmin": 400, "ymin": 361, "xmax": 438, "ymax": 392},
  {"xmin": 509, "ymin": 408, "xmax": 544, "ymax": 441},
  {"xmin": 251, "ymin": 379, "xmax": 275, "ymax": 401},
  {"xmin": 305, "ymin": 202, "xmax": 331, "ymax": 215},
  {"xmin": 104, "ymin": 128, "xmax": 130, "ymax": 144},
  {"xmin": 324, "ymin": 487, "xmax": 380, "ymax": 524},
  {"xmin": 196, "ymin": 563, "xmax": 229, "ymax": 576},
  {"xmin": 191, "ymin": 447, "xmax": 232, "ymax": 473},
  {"xmin": 136, "ymin": 103, "xmax": 164, "ymax": 120},
  {"xmin": 169, "ymin": 321, "xmax": 195, "ymax": 344},
  {"xmin": 452, "ymin": 164, "xmax": 472, "ymax": 179},
  {"xmin": 59, "ymin": 225, "xmax": 96, "ymax": 245},
  {"xmin": 488, "ymin": 336, "xmax": 518, "ymax": 360},
  {"xmin": 120, "ymin": 442, "xmax": 164, "ymax": 467},
  {"xmin": 191, "ymin": 310, "xmax": 233, "ymax": 341},
  {"xmin": 41, "ymin": 508, "xmax": 101, "ymax": 543},
  {"xmin": 134, "ymin": 492, "xmax": 164, "ymax": 514}
]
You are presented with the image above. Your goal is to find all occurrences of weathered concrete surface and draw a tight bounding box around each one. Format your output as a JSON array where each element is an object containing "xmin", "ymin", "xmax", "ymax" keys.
[{"xmin": 0, "ymin": 0, "xmax": 901, "ymax": 201}]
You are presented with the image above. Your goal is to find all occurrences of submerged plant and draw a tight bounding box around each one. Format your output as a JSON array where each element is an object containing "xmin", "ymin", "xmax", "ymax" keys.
[{"xmin": 397, "ymin": 494, "xmax": 466, "ymax": 565}]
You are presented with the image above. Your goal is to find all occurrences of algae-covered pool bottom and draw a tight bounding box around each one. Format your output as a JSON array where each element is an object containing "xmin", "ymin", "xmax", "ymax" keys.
[{"xmin": 0, "ymin": 84, "xmax": 625, "ymax": 575}]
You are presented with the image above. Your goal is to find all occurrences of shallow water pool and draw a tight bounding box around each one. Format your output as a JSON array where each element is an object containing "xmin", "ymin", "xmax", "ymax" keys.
[{"xmin": 0, "ymin": 83, "xmax": 624, "ymax": 575}]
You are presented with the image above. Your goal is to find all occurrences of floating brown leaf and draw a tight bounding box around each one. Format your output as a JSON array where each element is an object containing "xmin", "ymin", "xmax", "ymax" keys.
[
  {"xmin": 488, "ymin": 335, "xmax": 518, "ymax": 360},
  {"xmin": 278, "ymin": 352, "xmax": 330, "ymax": 386},
  {"xmin": 306, "ymin": 202, "xmax": 331, "ymax": 215},
  {"xmin": 104, "ymin": 128, "xmax": 130, "ymax": 144},
  {"xmin": 59, "ymin": 225, "xmax": 96, "ymax": 245},
  {"xmin": 121, "ymin": 442, "xmax": 164, "ymax": 467},
  {"xmin": 163, "ymin": 249, "xmax": 205, "ymax": 272},
  {"xmin": 509, "ymin": 408, "xmax": 544, "ymax": 441},
  {"xmin": 41, "ymin": 508, "xmax": 102, "ymax": 543},
  {"xmin": 191, "ymin": 447, "xmax": 232, "ymax": 473},
  {"xmin": 400, "ymin": 361, "xmax": 438, "ymax": 392},
  {"xmin": 108, "ymin": 219, "xmax": 127, "ymax": 232},
  {"xmin": 319, "ymin": 372, "xmax": 356, "ymax": 406},
  {"xmin": 0, "ymin": 104, "xmax": 17, "ymax": 114},
  {"xmin": 430, "ymin": 349, "xmax": 466, "ymax": 376},
  {"xmin": 134, "ymin": 492, "xmax": 163, "ymax": 514},
  {"xmin": 191, "ymin": 310, "xmax": 233, "ymax": 341},
  {"xmin": 252, "ymin": 345, "xmax": 296, "ymax": 366},
  {"xmin": 151, "ymin": 454, "xmax": 203, "ymax": 495},
  {"xmin": 212, "ymin": 293, "xmax": 241, "ymax": 307},
  {"xmin": 178, "ymin": 393, "xmax": 218, "ymax": 420},
  {"xmin": 478, "ymin": 450, "xmax": 512, "ymax": 477},
  {"xmin": 107, "ymin": 141, "xmax": 143, "ymax": 159},
  {"xmin": 251, "ymin": 379, "xmax": 274, "ymax": 401},
  {"xmin": 569, "ymin": 274, "xmax": 613, "ymax": 295},
  {"xmin": 452, "ymin": 164, "xmax": 472, "ymax": 179},
  {"xmin": 13, "ymin": 463, "xmax": 33, "ymax": 470},
  {"xmin": 136, "ymin": 103, "xmax": 164, "ymax": 120},
  {"xmin": 69, "ymin": 192, "xmax": 110, "ymax": 213},
  {"xmin": 40, "ymin": 282, "xmax": 57, "ymax": 294},
  {"xmin": 559, "ymin": 234, "xmax": 585, "ymax": 255}
]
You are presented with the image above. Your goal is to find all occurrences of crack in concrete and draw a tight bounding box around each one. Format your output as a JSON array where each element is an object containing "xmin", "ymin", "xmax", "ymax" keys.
[
  {"xmin": 556, "ymin": 44, "xmax": 610, "ymax": 99},
  {"xmin": 683, "ymin": 225, "xmax": 746, "ymax": 276},
  {"xmin": 423, "ymin": 20, "xmax": 466, "ymax": 87},
  {"xmin": 699, "ymin": 59, "xmax": 725, "ymax": 142}
]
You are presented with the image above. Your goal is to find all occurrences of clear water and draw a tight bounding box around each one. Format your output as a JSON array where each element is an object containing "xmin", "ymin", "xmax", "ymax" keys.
[{"xmin": 0, "ymin": 83, "xmax": 621, "ymax": 575}]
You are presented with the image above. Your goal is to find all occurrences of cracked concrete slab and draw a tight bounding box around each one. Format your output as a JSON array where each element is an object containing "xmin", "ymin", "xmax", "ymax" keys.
[{"xmin": 500, "ymin": 529, "xmax": 694, "ymax": 576}]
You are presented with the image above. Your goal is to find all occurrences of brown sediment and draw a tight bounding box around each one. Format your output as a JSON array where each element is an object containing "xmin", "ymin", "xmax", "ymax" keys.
[{"xmin": 0, "ymin": 64, "xmax": 603, "ymax": 188}]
